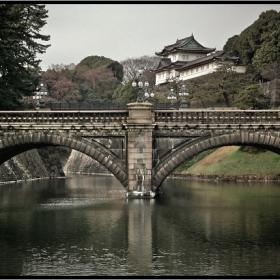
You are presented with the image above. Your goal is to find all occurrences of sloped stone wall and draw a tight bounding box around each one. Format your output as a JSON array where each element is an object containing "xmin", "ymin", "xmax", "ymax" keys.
[
  {"xmin": 64, "ymin": 149, "xmax": 110, "ymax": 175},
  {"xmin": 0, "ymin": 149, "xmax": 50, "ymax": 182},
  {"xmin": 0, "ymin": 147, "xmax": 69, "ymax": 183}
]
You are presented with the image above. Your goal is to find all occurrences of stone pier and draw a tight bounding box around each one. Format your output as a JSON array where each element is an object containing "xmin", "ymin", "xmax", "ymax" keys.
[{"xmin": 125, "ymin": 102, "xmax": 156, "ymax": 198}]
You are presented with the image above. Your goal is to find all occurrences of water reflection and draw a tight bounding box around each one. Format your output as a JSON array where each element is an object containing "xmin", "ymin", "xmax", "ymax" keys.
[
  {"xmin": 153, "ymin": 179, "xmax": 280, "ymax": 276},
  {"xmin": 127, "ymin": 199, "xmax": 153, "ymax": 276},
  {"xmin": 1, "ymin": 175, "xmax": 280, "ymax": 276}
]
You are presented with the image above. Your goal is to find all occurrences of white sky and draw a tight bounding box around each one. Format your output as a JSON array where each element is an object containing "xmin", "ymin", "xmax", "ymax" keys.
[{"xmin": 37, "ymin": 3, "xmax": 280, "ymax": 71}]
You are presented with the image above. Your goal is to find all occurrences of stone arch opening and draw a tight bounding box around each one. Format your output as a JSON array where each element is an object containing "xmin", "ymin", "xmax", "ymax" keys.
[
  {"xmin": 152, "ymin": 131, "xmax": 280, "ymax": 190},
  {"xmin": 0, "ymin": 132, "xmax": 128, "ymax": 189}
]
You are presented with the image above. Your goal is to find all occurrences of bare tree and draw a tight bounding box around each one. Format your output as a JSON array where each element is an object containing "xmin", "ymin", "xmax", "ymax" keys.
[
  {"xmin": 48, "ymin": 63, "xmax": 76, "ymax": 72},
  {"xmin": 121, "ymin": 55, "xmax": 160, "ymax": 84}
]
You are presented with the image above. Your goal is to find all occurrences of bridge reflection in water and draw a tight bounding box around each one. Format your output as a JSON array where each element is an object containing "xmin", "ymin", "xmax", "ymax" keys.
[
  {"xmin": 127, "ymin": 199, "xmax": 153, "ymax": 275},
  {"xmin": 1, "ymin": 103, "xmax": 280, "ymax": 198},
  {"xmin": 1, "ymin": 175, "xmax": 280, "ymax": 276}
]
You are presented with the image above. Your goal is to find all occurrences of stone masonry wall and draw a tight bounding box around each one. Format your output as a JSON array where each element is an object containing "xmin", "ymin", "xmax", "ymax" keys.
[
  {"xmin": 0, "ymin": 147, "xmax": 69, "ymax": 183},
  {"xmin": 63, "ymin": 149, "xmax": 110, "ymax": 175}
]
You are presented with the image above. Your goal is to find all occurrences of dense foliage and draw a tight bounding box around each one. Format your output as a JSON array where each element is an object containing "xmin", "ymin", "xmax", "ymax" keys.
[
  {"xmin": 224, "ymin": 10, "xmax": 280, "ymax": 80},
  {"xmin": 0, "ymin": 4, "xmax": 50, "ymax": 109},
  {"xmin": 234, "ymin": 84, "xmax": 270, "ymax": 109},
  {"xmin": 79, "ymin": 56, "xmax": 123, "ymax": 82},
  {"xmin": 41, "ymin": 56, "xmax": 123, "ymax": 104},
  {"xmin": 184, "ymin": 60, "xmax": 256, "ymax": 108}
]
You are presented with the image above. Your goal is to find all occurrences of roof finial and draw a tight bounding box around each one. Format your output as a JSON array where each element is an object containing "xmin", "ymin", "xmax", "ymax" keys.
[{"xmin": 191, "ymin": 33, "xmax": 194, "ymax": 38}]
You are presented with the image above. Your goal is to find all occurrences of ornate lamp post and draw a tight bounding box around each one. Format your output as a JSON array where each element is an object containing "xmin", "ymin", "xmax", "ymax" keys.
[
  {"xmin": 179, "ymin": 84, "xmax": 189, "ymax": 108},
  {"xmin": 132, "ymin": 69, "xmax": 154, "ymax": 102},
  {"xmin": 167, "ymin": 88, "xmax": 177, "ymax": 109},
  {"xmin": 33, "ymin": 83, "xmax": 47, "ymax": 110}
]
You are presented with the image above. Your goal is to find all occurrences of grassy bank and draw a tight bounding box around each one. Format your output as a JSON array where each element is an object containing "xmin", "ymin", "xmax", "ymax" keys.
[{"xmin": 173, "ymin": 146, "xmax": 280, "ymax": 176}]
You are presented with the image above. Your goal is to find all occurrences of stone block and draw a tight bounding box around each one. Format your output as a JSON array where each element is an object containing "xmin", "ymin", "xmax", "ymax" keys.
[{"xmin": 135, "ymin": 153, "xmax": 144, "ymax": 159}]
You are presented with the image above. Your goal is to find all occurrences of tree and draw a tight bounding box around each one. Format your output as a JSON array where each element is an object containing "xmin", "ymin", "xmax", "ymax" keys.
[
  {"xmin": 77, "ymin": 84, "xmax": 102, "ymax": 104},
  {"xmin": 0, "ymin": 4, "xmax": 50, "ymax": 109},
  {"xmin": 121, "ymin": 55, "xmax": 160, "ymax": 84},
  {"xmin": 234, "ymin": 84, "xmax": 270, "ymax": 109},
  {"xmin": 223, "ymin": 10, "xmax": 280, "ymax": 81},
  {"xmin": 78, "ymin": 55, "xmax": 123, "ymax": 82},
  {"xmin": 48, "ymin": 63, "xmax": 76, "ymax": 72},
  {"xmin": 112, "ymin": 80, "xmax": 137, "ymax": 104},
  {"xmin": 185, "ymin": 59, "xmax": 253, "ymax": 108},
  {"xmin": 50, "ymin": 77, "xmax": 80, "ymax": 103},
  {"xmin": 211, "ymin": 60, "xmax": 247, "ymax": 107},
  {"xmin": 259, "ymin": 61, "xmax": 280, "ymax": 81},
  {"xmin": 41, "ymin": 57, "xmax": 122, "ymax": 104}
]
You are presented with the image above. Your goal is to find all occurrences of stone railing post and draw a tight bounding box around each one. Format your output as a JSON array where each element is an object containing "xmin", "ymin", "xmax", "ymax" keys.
[{"xmin": 125, "ymin": 102, "xmax": 156, "ymax": 198}]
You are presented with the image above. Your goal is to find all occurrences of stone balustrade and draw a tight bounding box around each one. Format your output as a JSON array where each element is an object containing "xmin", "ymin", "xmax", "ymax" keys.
[
  {"xmin": 1, "ymin": 110, "xmax": 280, "ymax": 126},
  {"xmin": 0, "ymin": 110, "xmax": 128, "ymax": 125},
  {"xmin": 153, "ymin": 110, "xmax": 280, "ymax": 124}
]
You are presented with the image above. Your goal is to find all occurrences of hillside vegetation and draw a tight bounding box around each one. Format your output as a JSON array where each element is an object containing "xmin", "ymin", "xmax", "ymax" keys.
[{"xmin": 174, "ymin": 146, "xmax": 280, "ymax": 176}]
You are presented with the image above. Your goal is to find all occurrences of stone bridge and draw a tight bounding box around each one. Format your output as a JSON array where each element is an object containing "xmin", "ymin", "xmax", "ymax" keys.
[{"xmin": 1, "ymin": 103, "xmax": 280, "ymax": 198}]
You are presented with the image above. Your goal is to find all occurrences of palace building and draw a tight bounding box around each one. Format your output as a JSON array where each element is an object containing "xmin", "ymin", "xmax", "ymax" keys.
[{"xmin": 153, "ymin": 34, "xmax": 246, "ymax": 85}]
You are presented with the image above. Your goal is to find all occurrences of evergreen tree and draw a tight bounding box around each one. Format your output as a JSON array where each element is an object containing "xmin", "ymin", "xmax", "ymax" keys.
[
  {"xmin": 234, "ymin": 84, "xmax": 270, "ymax": 109},
  {"xmin": 223, "ymin": 10, "xmax": 280, "ymax": 80},
  {"xmin": 77, "ymin": 84, "xmax": 102, "ymax": 104},
  {"xmin": 0, "ymin": 4, "xmax": 50, "ymax": 109},
  {"xmin": 112, "ymin": 80, "xmax": 137, "ymax": 103}
]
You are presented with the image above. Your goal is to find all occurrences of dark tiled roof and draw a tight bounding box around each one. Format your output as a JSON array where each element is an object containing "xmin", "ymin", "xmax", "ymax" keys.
[
  {"xmin": 153, "ymin": 59, "xmax": 186, "ymax": 72},
  {"xmin": 178, "ymin": 51, "xmax": 240, "ymax": 71},
  {"xmin": 155, "ymin": 34, "xmax": 216, "ymax": 56},
  {"xmin": 155, "ymin": 58, "xmax": 171, "ymax": 70},
  {"xmin": 153, "ymin": 50, "xmax": 241, "ymax": 73}
]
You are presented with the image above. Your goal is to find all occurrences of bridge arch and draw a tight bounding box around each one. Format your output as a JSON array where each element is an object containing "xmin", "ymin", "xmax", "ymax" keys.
[
  {"xmin": 0, "ymin": 131, "xmax": 128, "ymax": 188},
  {"xmin": 152, "ymin": 131, "xmax": 280, "ymax": 190}
]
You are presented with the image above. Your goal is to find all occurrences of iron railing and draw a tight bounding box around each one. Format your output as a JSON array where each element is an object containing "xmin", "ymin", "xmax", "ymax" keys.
[{"xmin": 50, "ymin": 103, "xmax": 128, "ymax": 110}]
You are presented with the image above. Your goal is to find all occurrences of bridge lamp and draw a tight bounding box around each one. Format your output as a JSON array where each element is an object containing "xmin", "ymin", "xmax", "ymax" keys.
[
  {"xmin": 33, "ymin": 83, "xmax": 47, "ymax": 110},
  {"xmin": 167, "ymin": 88, "xmax": 177, "ymax": 109},
  {"xmin": 132, "ymin": 69, "xmax": 154, "ymax": 102},
  {"xmin": 179, "ymin": 84, "xmax": 189, "ymax": 108}
]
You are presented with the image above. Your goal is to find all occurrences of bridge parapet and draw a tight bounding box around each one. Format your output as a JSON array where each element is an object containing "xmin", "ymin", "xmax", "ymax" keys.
[
  {"xmin": 154, "ymin": 110, "xmax": 280, "ymax": 124},
  {"xmin": 0, "ymin": 110, "xmax": 128, "ymax": 126}
]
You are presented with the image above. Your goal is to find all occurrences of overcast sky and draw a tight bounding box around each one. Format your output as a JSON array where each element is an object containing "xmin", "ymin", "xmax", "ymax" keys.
[{"xmin": 37, "ymin": 3, "xmax": 280, "ymax": 71}]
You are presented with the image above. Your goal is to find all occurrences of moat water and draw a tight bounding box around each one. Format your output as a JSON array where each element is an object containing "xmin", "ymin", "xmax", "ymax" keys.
[{"xmin": 0, "ymin": 174, "xmax": 280, "ymax": 276}]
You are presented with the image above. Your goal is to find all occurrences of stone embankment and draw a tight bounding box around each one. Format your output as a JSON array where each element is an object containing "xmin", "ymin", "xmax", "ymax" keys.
[
  {"xmin": 0, "ymin": 147, "xmax": 111, "ymax": 184},
  {"xmin": 0, "ymin": 147, "xmax": 69, "ymax": 183},
  {"xmin": 64, "ymin": 150, "xmax": 110, "ymax": 175},
  {"xmin": 171, "ymin": 173, "xmax": 280, "ymax": 182}
]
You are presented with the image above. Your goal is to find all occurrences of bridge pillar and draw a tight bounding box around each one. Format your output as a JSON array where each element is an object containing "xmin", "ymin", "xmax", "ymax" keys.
[{"xmin": 125, "ymin": 102, "xmax": 156, "ymax": 198}]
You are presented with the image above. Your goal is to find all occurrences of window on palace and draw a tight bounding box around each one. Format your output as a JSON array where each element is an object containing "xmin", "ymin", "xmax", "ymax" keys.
[
  {"xmin": 201, "ymin": 66, "xmax": 204, "ymax": 70},
  {"xmin": 206, "ymin": 64, "xmax": 209, "ymax": 69},
  {"xmin": 191, "ymin": 69, "xmax": 194, "ymax": 74},
  {"xmin": 196, "ymin": 68, "xmax": 198, "ymax": 72}
]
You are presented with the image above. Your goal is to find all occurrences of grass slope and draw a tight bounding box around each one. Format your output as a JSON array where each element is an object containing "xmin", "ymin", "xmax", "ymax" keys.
[{"xmin": 175, "ymin": 146, "xmax": 280, "ymax": 176}]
